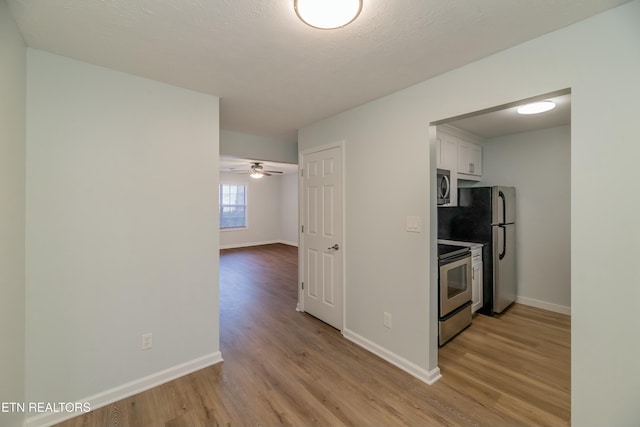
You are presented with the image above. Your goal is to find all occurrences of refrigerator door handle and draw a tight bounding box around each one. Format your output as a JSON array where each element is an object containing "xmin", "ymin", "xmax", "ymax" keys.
[
  {"xmin": 499, "ymin": 225, "xmax": 506, "ymax": 260},
  {"xmin": 498, "ymin": 190, "xmax": 506, "ymax": 224}
]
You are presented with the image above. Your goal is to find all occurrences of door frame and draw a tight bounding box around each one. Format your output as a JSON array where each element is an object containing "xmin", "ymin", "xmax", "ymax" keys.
[{"xmin": 297, "ymin": 140, "xmax": 346, "ymax": 331}]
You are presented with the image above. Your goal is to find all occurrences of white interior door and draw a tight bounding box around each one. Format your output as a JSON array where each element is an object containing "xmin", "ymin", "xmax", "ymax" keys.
[{"xmin": 300, "ymin": 144, "xmax": 343, "ymax": 330}]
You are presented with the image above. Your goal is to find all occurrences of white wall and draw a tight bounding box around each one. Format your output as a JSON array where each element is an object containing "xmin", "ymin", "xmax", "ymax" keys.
[
  {"xmin": 219, "ymin": 171, "xmax": 298, "ymax": 248},
  {"xmin": 482, "ymin": 126, "xmax": 571, "ymax": 313},
  {"xmin": 298, "ymin": 2, "xmax": 640, "ymax": 425},
  {"xmin": 25, "ymin": 50, "xmax": 220, "ymax": 423},
  {"xmin": 280, "ymin": 172, "xmax": 299, "ymax": 246},
  {"xmin": 301, "ymin": 97, "xmax": 435, "ymax": 383},
  {"xmin": 220, "ymin": 129, "xmax": 298, "ymax": 164},
  {"xmin": 220, "ymin": 171, "xmax": 280, "ymax": 248},
  {"xmin": 0, "ymin": 2, "xmax": 26, "ymax": 426}
]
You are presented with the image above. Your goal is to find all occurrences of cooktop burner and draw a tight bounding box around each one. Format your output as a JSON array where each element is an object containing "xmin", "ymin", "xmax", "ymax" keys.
[{"xmin": 438, "ymin": 244, "xmax": 470, "ymax": 260}]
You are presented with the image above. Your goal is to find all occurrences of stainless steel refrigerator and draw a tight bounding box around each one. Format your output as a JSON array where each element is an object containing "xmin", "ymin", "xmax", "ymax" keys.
[{"xmin": 438, "ymin": 186, "xmax": 516, "ymax": 314}]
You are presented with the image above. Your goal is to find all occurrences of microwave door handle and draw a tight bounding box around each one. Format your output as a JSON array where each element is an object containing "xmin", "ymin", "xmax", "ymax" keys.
[{"xmin": 443, "ymin": 175, "xmax": 450, "ymax": 199}]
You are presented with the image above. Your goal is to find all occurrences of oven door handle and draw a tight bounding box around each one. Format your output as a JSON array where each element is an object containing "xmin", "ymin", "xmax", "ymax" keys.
[{"xmin": 440, "ymin": 251, "xmax": 470, "ymax": 264}]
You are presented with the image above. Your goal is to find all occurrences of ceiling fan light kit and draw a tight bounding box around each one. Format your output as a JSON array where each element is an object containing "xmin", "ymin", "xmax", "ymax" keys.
[
  {"xmin": 228, "ymin": 162, "xmax": 284, "ymax": 178},
  {"xmin": 294, "ymin": 0, "xmax": 363, "ymax": 30}
]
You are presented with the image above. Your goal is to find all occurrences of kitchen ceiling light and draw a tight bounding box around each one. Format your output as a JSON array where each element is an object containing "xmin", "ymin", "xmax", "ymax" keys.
[
  {"xmin": 294, "ymin": 0, "xmax": 363, "ymax": 30},
  {"xmin": 517, "ymin": 100, "xmax": 556, "ymax": 115}
]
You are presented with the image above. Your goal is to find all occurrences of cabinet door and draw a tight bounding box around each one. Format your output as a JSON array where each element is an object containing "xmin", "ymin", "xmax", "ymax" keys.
[
  {"xmin": 436, "ymin": 134, "xmax": 457, "ymax": 170},
  {"xmin": 471, "ymin": 263, "xmax": 483, "ymax": 313},
  {"xmin": 441, "ymin": 134, "xmax": 457, "ymax": 171},
  {"xmin": 457, "ymin": 141, "xmax": 470, "ymax": 174},
  {"xmin": 458, "ymin": 141, "xmax": 482, "ymax": 176},
  {"xmin": 469, "ymin": 144, "xmax": 482, "ymax": 175},
  {"xmin": 436, "ymin": 135, "xmax": 444, "ymax": 169}
]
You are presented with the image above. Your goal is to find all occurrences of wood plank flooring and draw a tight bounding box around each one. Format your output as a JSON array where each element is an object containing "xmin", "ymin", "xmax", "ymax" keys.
[{"xmin": 57, "ymin": 243, "xmax": 570, "ymax": 427}]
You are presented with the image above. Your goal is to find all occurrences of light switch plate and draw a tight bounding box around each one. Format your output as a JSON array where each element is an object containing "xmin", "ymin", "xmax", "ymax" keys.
[{"xmin": 406, "ymin": 216, "xmax": 421, "ymax": 233}]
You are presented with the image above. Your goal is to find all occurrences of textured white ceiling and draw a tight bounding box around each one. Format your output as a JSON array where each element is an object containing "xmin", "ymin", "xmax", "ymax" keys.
[{"xmin": 6, "ymin": 0, "xmax": 628, "ymax": 142}]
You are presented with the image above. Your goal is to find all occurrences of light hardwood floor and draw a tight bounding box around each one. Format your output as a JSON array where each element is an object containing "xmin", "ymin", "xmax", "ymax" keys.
[{"xmin": 57, "ymin": 243, "xmax": 570, "ymax": 426}]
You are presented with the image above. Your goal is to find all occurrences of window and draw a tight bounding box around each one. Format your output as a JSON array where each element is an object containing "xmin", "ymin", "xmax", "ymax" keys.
[{"xmin": 219, "ymin": 184, "xmax": 247, "ymax": 229}]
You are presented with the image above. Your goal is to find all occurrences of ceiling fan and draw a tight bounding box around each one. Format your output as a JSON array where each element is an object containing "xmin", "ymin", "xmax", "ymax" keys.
[{"xmin": 229, "ymin": 162, "xmax": 284, "ymax": 179}]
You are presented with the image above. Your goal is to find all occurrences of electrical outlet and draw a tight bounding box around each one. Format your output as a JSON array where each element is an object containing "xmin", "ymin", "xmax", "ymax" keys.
[
  {"xmin": 383, "ymin": 312, "xmax": 392, "ymax": 329},
  {"xmin": 141, "ymin": 333, "xmax": 152, "ymax": 350}
]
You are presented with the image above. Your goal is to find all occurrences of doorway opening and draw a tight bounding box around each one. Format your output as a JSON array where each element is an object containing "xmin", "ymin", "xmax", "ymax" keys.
[
  {"xmin": 218, "ymin": 155, "xmax": 301, "ymax": 350},
  {"xmin": 429, "ymin": 88, "xmax": 572, "ymax": 423}
]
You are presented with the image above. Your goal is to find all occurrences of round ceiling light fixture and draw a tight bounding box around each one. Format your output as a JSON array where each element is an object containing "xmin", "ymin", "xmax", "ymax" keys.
[
  {"xmin": 517, "ymin": 100, "xmax": 556, "ymax": 115},
  {"xmin": 294, "ymin": 0, "xmax": 363, "ymax": 30}
]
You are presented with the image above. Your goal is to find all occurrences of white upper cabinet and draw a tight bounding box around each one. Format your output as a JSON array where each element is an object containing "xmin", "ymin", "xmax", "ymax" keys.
[
  {"xmin": 438, "ymin": 125, "xmax": 483, "ymax": 182},
  {"xmin": 435, "ymin": 125, "xmax": 483, "ymax": 206},
  {"xmin": 436, "ymin": 133, "xmax": 457, "ymax": 171},
  {"xmin": 457, "ymin": 140, "xmax": 482, "ymax": 179}
]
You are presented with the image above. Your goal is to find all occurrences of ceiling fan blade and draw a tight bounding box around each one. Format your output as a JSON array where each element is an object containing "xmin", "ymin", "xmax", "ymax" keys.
[{"xmin": 223, "ymin": 162, "xmax": 284, "ymax": 177}]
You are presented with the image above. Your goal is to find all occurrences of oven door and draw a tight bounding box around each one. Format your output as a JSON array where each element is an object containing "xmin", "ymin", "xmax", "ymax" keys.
[{"xmin": 439, "ymin": 254, "xmax": 472, "ymax": 317}]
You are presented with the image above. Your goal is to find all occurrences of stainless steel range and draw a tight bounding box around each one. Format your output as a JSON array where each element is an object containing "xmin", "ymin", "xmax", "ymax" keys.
[{"xmin": 438, "ymin": 244, "xmax": 472, "ymax": 346}]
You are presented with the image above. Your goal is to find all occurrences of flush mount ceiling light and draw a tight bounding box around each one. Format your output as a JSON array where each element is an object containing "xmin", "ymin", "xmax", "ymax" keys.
[
  {"xmin": 517, "ymin": 100, "xmax": 556, "ymax": 115},
  {"xmin": 294, "ymin": 0, "xmax": 363, "ymax": 30}
]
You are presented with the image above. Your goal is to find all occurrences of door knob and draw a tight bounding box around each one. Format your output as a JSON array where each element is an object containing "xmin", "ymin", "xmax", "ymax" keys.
[{"xmin": 328, "ymin": 244, "xmax": 339, "ymax": 251}]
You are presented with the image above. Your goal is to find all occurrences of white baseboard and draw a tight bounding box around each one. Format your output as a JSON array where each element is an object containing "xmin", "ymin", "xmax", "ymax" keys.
[
  {"xmin": 220, "ymin": 240, "xmax": 298, "ymax": 249},
  {"xmin": 342, "ymin": 328, "xmax": 442, "ymax": 385},
  {"xmin": 516, "ymin": 296, "xmax": 571, "ymax": 315},
  {"xmin": 24, "ymin": 352, "xmax": 223, "ymax": 427},
  {"xmin": 220, "ymin": 240, "xmax": 279, "ymax": 249}
]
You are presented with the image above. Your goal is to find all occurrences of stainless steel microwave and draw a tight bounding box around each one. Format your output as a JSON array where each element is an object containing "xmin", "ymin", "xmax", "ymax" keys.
[{"xmin": 437, "ymin": 169, "xmax": 451, "ymax": 205}]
